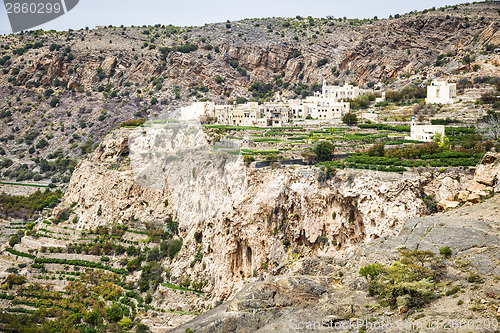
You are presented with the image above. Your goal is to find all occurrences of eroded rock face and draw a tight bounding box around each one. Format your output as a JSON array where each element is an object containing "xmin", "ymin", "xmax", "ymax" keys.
[
  {"xmin": 437, "ymin": 152, "xmax": 499, "ymax": 211},
  {"xmin": 172, "ymin": 194, "xmax": 500, "ymax": 333},
  {"xmin": 55, "ymin": 130, "xmax": 476, "ymax": 301}
]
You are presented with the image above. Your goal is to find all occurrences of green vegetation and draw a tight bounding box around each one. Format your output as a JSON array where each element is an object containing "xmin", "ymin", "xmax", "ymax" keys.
[
  {"xmin": 34, "ymin": 258, "xmax": 128, "ymax": 275},
  {"xmin": 313, "ymin": 141, "xmax": 335, "ymax": 161},
  {"xmin": 120, "ymin": 118, "xmax": 146, "ymax": 128},
  {"xmin": 0, "ymin": 189, "xmax": 63, "ymax": 219},
  {"xmin": 358, "ymin": 123, "xmax": 410, "ymax": 132},
  {"xmin": 439, "ymin": 246, "xmax": 452, "ymax": 257},
  {"xmin": 342, "ymin": 112, "xmax": 358, "ymax": 126},
  {"xmin": 5, "ymin": 248, "xmax": 36, "ymax": 259},
  {"xmin": 359, "ymin": 250, "xmax": 440, "ymax": 309}
]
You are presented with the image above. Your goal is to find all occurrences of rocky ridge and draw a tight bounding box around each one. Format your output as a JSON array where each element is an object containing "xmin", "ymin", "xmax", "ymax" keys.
[
  {"xmin": 437, "ymin": 152, "xmax": 500, "ymax": 211},
  {"xmin": 0, "ymin": 2, "xmax": 498, "ymax": 187}
]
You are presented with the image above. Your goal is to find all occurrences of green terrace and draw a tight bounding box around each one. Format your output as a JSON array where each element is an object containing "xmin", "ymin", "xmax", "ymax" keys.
[{"xmin": 318, "ymin": 150, "xmax": 483, "ymax": 173}]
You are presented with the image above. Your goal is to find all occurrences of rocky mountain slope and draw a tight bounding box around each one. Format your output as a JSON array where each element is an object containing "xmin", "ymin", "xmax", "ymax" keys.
[
  {"xmin": 172, "ymin": 193, "xmax": 500, "ymax": 333},
  {"xmin": 0, "ymin": 2, "xmax": 498, "ymax": 187}
]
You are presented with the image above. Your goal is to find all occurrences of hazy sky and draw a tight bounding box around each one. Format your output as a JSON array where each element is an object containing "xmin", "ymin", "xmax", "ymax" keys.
[{"xmin": 0, "ymin": 0, "xmax": 471, "ymax": 34}]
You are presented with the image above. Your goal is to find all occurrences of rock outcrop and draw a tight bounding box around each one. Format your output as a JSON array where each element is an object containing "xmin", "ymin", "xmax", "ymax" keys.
[
  {"xmin": 437, "ymin": 152, "xmax": 499, "ymax": 211},
  {"xmin": 171, "ymin": 193, "xmax": 500, "ymax": 333}
]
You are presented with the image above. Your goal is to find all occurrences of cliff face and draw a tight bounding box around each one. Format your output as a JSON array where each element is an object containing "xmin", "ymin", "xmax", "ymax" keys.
[
  {"xmin": 9, "ymin": 9, "xmax": 499, "ymax": 94},
  {"xmin": 171, "ymin": 193, "xmax": 500, "ymax": 333},
  {"xmin": 56, "ymin": 129, "xmax": 475, "ymax": 301}
]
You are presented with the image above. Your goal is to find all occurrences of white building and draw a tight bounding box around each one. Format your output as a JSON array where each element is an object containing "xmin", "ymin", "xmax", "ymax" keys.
[
  {"xmin": 406, "ymin": 117, "xmax": 445, "ymax": 142},
  {"xmin": 321, "ymin": 80, "xmax": 366, "ymax": 100},
  {"xmin": 180, "ymin": 102, "xmax": 215, "ymax": 121},
  {"xmin": 425, "ymin": 79, "xmax": 457, "ymax": 104}
]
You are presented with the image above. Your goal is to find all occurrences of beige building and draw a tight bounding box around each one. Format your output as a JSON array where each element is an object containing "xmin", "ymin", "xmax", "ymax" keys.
[
  {"xmin": 206, "ymin": 79, "xmax": 357, "ymax": 127},
  {"xmin": 321, "ymin": 80, "xmax": 366, "ymax": 100},
  {"xmin": 425, "ymin": 79, "xmax": 457, "ymax": 104}
]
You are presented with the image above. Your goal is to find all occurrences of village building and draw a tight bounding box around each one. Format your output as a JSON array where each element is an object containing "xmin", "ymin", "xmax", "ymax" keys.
[
  {"xmin": 201, "ymin": 79, "xmax": 366, "ymax": 127},
  {"xmin": 406, "ymin": 117, "xmax": 445, "ymax": 142},
  {"xmin": 425, "ymin": 79, "xmax": 457, "ymax": 104},
  {"xmin": 321, "ymin": 80, "xmax": 366, "ymax": 100}
]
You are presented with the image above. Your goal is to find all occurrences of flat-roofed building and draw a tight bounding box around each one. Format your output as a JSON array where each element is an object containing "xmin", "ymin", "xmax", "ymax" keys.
[
  {"xmin": 426, "ymin": 79, "xmax": 457, "ymax": 104},
  {"xmin": 407, "ymin": 117, "xmax": 445, "ymax": 142}
]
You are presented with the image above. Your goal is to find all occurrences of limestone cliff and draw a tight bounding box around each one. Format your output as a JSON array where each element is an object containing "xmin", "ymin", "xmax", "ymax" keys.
[{"xmin": 54, "ymin": 129, "xmax": 476, "ymax": 302}]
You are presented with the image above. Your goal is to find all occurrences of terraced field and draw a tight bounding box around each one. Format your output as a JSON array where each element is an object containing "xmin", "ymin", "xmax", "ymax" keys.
[{"xmin": 0, "ymin": 221, "xmax": 205, "ymax": 332}]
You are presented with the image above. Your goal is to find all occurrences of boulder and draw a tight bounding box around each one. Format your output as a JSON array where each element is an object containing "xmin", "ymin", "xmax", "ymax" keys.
[
  {"xmin": 437, "ymin": 200, "xmax": 460, "ymax": 212},
  {"xmin": 468, "ymin": 182, "xmax": 487, "ymax": 192},
  {"xmin": 467, "ymin": 192, "xmax": 481, "ymax": 204},
  {"xmin": 457, "ymin": 190, "xmax": 470, "ymax": 202},
  {"xmin": 477, "ymin": 190, "xmax": 492, "ymax": 198},
  {"xmin": 473, "ymin": 152, "xmax": 500, "ymax": 186}
]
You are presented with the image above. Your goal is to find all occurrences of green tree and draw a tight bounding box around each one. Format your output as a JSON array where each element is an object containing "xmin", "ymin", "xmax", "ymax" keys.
[
  {"xmin": 119, "ymin": 317, "xmax": 133, "ymax": 329},
  {"xmin": 462, "ymin": 55, "xmax": 473, "ymax": 72},
  {"xmin": 432, "ymin": 132, "xmax": 450, "ymax": 150},
  {"xmin": 215, "ymin": 75, "xmax": 224, "ymax": 84},
  {"xmin": 367, "ymin": 142, "xmax": 385, "ymax": 157},
  {"xmin": 342, "ymin": 112, "xmax": 358, "ymax": 126},
  {"xmin": 313, "ymin": 141, "xmax": 335, "ymax": 161},
  {"xmin": 167, "ymin": 239, "xmax": 183, "ymax": 260},
  {"xmin": 105, "ymin": 303, "xmax": 123, "ymax": 322},
  {"xmin": 84, "ymin": 310, "xmax": 103, "ymax": 326},
  {"xmin": 359, "ymin": 263, "xmax": 383, "ymax": 281}
]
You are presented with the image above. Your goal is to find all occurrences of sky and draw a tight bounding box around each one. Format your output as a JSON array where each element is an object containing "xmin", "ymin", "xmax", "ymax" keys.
[{"xmin": 0, "ymin": 0, "xmax": 472, "ymax": 35}]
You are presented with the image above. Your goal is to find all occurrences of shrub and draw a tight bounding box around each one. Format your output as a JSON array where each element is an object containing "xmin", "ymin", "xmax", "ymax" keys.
[
  {"xmin": 105, "ymin": 303, "xmax": 123, "ymax": 322},
  {"xmin": 359, "ymin": 250, "xmax": 439, "ymax": 308},
  {"xmin": 176, "ymin": 44, "xmax": 198, "ymax": 53},
  {"xmin": 439, "ymin": 246, "xmax": 452, "ymax": 257},
  {"xmin": 423, "ymin": 195, "xmax": 438, "ymax": 214},
  {"xmin": 49, "ymin": 98, "xmax": 60, "ymax": 108},
  {"xmin": 167, "ymin": 239, "xmax": 183, "ymax": 260},
  {"xmin": 313, "ymin": 141, "xmax": 335, "ymax": 161},
  {"xmin": 316, "ymin": 58, "xmax": 328, "ymax": 67},
  {"xmin": 7, "ymin": 274, "xmax": 27, "ymax": 287},
  {"xmin": 445, "ymin": 286, "xmax": 460, "ymax": 296},
  {"xmin": 367, "ymin": 143, "xmax": 385, "ymax": 157},
  {"xmin": 243, "ymin": 155, "xmax": 255, "ymax": 164},
  {"xmin": 136, "ymin": 323, "xmax": 150, "ymax": 333},
  {"xmin": 119, "ymin": 317, "xmax": 133, "ymax": 329},
  {"xmin": 229, "ymin": 60, "xmax": 239, "ymax": 68},
  {"xmin": 119, "ymin": 118, "xmax": 146, "ymax": 128},
  {"xmin": 341, "ymin": 112, "xmax": 358, "ymax": 126},
  {"xmin": 466, "ymin": 273, "xmax": 483, "ymax": 283}
]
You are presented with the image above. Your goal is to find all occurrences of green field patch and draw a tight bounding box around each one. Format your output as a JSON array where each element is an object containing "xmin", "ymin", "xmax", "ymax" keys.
[
  {"xmin": 161, "ymin": 282, "xmax": 203, "ymax": 294},
  {"xmin": 0, "ymin": 182, "xmax": 50, "ymax": 188},
  {"xmin": 5, "ymin": 248, "xmax": 36, "ymax": 259},
  {"xmin": 34, "ymin": 258, "xmax": 127, "ymax": 275}
]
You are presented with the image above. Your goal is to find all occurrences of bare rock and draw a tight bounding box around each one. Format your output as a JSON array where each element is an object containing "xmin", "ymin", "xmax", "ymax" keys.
[
  {"xmin": 437, "ymin": 199, "xmax": 460, "ymax": 212},
  {"xmin": 473, "ymin": 152, "xmax": 500, "ymax": 186},
  {"xmin": 457, "ymin": 190, "xmax": 470, "ymax": 202},
  {"xmin": 467, "ymin": 192, "xmax": 481, "ymax": 204}
]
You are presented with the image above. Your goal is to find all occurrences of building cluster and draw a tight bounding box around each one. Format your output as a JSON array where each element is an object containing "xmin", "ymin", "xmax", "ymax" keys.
[
  {"xmin": 179, "ymin": 78, "xmax": 456, "ymax": 143},
  {"xmin": 182, "ymin": 81, "xmax": 363, "ymax": 127}
]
